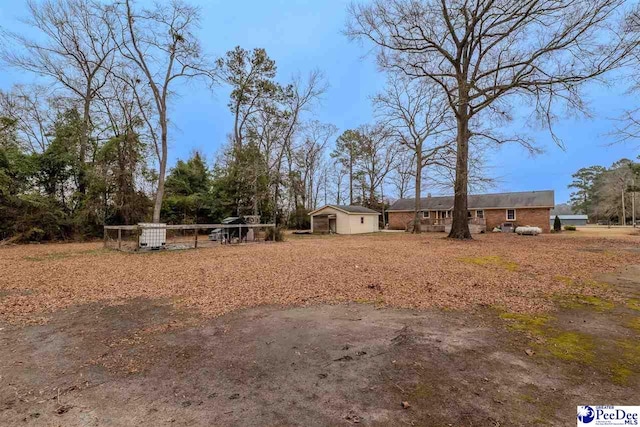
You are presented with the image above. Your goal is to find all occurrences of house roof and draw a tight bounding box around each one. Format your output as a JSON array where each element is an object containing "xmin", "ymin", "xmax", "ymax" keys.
[
  {"xmin": 388, "ymin": 190, "xmax": 555, "ymax": 212},
  {"xmin": 308, "ymin": 205, "xmax": 380, "ymax": 216}
]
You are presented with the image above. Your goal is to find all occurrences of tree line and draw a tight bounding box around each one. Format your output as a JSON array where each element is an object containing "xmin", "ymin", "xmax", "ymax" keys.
[
  {"xmin": 569, "ymin": 158, "xmax": 640, "ymax": 225},
  {"xmin": 1, "ymin": 0, "xmax": 640, "ymax": 242}
]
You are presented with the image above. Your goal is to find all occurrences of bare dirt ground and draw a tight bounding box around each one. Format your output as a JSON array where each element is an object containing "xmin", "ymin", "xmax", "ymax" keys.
[{"xmin": 1, "ymin": 232, "xmax": 639, "ymax": 426}]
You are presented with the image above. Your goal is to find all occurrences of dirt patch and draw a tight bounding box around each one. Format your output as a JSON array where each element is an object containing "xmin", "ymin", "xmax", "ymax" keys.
[{"xmin": 0, "ymin": 300, "xmax": 636, "ymax": 427}]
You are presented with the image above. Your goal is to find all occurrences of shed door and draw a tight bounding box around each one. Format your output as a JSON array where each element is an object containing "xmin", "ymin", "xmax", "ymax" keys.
[{"xmin": 329, "ymin": 217, "xmax": 336, "ymax": 233}]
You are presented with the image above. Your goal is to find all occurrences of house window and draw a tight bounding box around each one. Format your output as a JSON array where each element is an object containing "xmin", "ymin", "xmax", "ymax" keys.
[
  {"xmin": 506, "ymin": 209, "xmax": 516, "ymax": 220},
  {"xmin": 467, "ymin": 210, "xmax": 473, "ymax": 218},
  {"xmin": 422, "ymin": 211, "xmax": 430, "ymax": 219},
  {"xmin": 476, "ymin": 210, "xmax": 484, "ymax": 219},
  {"xmin": 360, "ymin": 217, "xmax": 364, "ymax": 224}
]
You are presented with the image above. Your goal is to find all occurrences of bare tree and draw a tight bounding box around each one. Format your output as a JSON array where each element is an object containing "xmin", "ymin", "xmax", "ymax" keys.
[
  {"xmin": 596, "ymin": 161, "xmax": 633, "ymax": 224},
  {"xmin": 356, "ymin": 123, "xmax": 397, "ymax": 207},
  {"xmin": 612, "ymin": 6, "xmax": 640, "ymax": 153},
  {"xmin": 347, "ymin": 0, "xmax": 632, "ymax": 239},
  {"xmin": 109, "ymin": 0, "xmax": 214, "ymax": 223},
  {"xmin": 373, "ymin": 74, "xmax": 451, "ymax": 232},
  {"xmin": 1, "ymin": 0, "xmax": 117, "ymax": 193},
  {"xmin": 388, "ymin": 148, "xmax": 415, "ymax": 199},
  {"xmin": 0, "ymin": 85, "xmax": 55, "ymax": 153},
  {"xmin": 295, "ymin": 120, "xmax": 338, "ymax": 210},
  {"xmin": 277, "ymin": 71, "xmax": 327, "ymax": 219}
]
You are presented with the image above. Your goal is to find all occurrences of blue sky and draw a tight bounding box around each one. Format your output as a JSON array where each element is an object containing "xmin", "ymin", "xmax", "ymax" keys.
[{"xmin": 0, "ymin": 0, "xmax": 637, "ymax": 204}]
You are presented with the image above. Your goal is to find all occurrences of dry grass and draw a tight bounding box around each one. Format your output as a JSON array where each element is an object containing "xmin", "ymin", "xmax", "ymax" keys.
[
  {"xmin": 572, "ymin": 226, "xmax": 640, "ymax": 239},
  {"xmin": 1, "ymin": 232, "xmax": 639, "ymax": 324}
]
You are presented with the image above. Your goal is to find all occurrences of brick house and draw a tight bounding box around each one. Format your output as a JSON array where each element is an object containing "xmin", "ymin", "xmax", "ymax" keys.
[{"xmin": 387, "ymin": 190, "xmax": 554, "ymax": 233}]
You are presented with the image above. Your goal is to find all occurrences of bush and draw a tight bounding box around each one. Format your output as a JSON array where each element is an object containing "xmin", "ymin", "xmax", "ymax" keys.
[
  {"xmin": 564, "ymin": 225, "xmax": 577, "ymax": 231},
  {"xmin": 21, "ymin": 227, "xmax": 46, "ymax": 242},
  {"xmin": 553, "ymin": 215, "xmax": 562, "ymax": 232},
  {"xmin": 287, "ymin": 205, "xmax": 310, "ymax": 230},
  {"xmin": 265, "ymin": 226, "xmax": 285, "ymax": 242}
]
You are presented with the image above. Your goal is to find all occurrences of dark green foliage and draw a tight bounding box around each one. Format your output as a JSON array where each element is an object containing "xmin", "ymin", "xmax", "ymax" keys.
[
  {"xmin": 210, "ymin": 143, "xmax": 273, "ymax": 220},
  {"xmin": 288, "ymin": 205, "xmax": 310, "ymax": 230},
  {"xmin": 162, "ymin": 152, "xmax": 216, "ymax": 224},
  {"xmin": 553, "ymin": 215, "xmax": 562, "ymax": 232},
  {"xmin": 265, "ymin": 226, "xmax": 285, "ymax": 242}
]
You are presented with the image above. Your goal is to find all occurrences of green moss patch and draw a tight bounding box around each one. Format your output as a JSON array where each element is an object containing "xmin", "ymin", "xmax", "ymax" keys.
[
  {"xmin": 627, "ymin": 299, "xmax": 640, "ymax": 312},
  {"xmin": 547, "ymin": 332, "xmax": 595, "ymax": 363},
  {"xmin": 500, "ymin": 313, "xmax": 595, "ymax": 365},
  {"xmin": 627, "ymin": 317, "xmax": 640, "ymax": 333},
  {"xmin": 610, "ymin": 340, "xmax": 640, "ymax": 385},
  {"xmin": 556, "ymin": 294, "xmax": 614, "ymax": 312},
  {"xmin": 554, "ymin": 276, "xmax": 575, "ymax": 286},
  {"xmin": 499, "ymin": 313, "xmax": 552, "ymax": 336},
  {"xmin": 409, "ymin": 383, "xmax": 434, "ymax": 400},
  {"xmin": 460, "ymin": 255, "xmax": 519, "ymax": 272}
]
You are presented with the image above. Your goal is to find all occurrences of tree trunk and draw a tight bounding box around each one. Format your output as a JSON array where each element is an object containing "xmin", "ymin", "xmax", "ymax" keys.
[
  {"xmin": 152, "ymin": 121, "xmax": 168, "ymax": 223},
  {"xmin": 413, "ymin": 149, "xmax": 422, "ymax": 234},
  {"xmin": 78, "ymin": 93, "xmax": 92, "ymax": 196},
  {"xmin": 349, "ymin": 151, "xmax": 353, "ymax": 205},
  {"xmin": 621, "ymin": 187, "xmax": 626, "ymax": 226},
  {"xmin": 448, "ymin": 112, "xmax": 471, "ymax": 239}
]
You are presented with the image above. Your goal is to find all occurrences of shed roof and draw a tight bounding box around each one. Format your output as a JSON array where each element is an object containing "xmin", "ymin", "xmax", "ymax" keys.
[
  {"xmin": 388, "ymin": 190, "xmax": 554, "ymax": 212},
  {"xmin": 309, "ymin": 205, "xmax": 380, "ymax": 216},
  {"xmin": 550, "ymin": 214, "xmax": 588, "ymax": 220}
]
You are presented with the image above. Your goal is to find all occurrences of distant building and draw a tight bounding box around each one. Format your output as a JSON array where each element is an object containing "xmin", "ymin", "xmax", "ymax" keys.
[
  {"xmin": 387, "ymin": 190, "xmax": 554, "ymax": 233},
  {"xmin": 309, "ymin": 205, "xmax": 380, "ymax": 234},
  {"xmin": 550, "ymin": 214, "xmax": 588, "ymax": 227}
]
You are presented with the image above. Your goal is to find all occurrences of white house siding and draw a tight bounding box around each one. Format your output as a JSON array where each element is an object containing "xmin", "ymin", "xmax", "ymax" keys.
[
  {"xmin": 310, "ymin": 206, "xmax": 379, "ymax": 234},
  {"xmin": 347, "ymin": 214, "xmax": 378, "ymax": 234}
]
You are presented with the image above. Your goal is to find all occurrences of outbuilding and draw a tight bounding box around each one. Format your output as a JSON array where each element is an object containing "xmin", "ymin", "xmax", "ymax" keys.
[
  {"xmin": 550, "ymin": 214, "xmax": 588, "ymax": 227},
  {"xmin": 309, "ymin": 205, "xmax": 380, "ymax": 234}
]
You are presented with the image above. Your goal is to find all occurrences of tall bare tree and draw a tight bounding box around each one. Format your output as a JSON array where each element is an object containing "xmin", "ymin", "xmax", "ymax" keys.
[
  {"xmin": 347, "ymin": 0, "xmax": 632, "ymax": 239},
  {"xmin": 374, "ymin": 74, "xmax": 451, "ymax": 232},
  {"xmin": 1, "ymin": 0, "xmax": 117, "ymax": 194},
  {"xmin": 388, "ymin": 148, "xmax": 415, "ymax": 199},
  {"xmin": 356, "ymin": 123, "xmax": 397, "ymax": 207},
  {"xmin": 295, "ymin": 120, "xmax": 338, "ymax": 210},
  {"xmin": 0, "ymin": 85, "xmax": 55, "ymax": 153},
  {"xmin": 109, "ymin": 0, "xmax": 214, "ymax": 223}
]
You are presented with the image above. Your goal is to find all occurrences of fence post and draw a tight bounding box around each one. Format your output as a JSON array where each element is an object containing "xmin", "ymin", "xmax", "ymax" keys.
[
  {"xmin": 103, "ymin": 227, "xmax": 107, "ymax": 249},
  {"xmin": 118, "ymin": 228, "xmax": 122, "ymax": 250},
  {"xmin": 194, "ymin": 228, "xmax": 198, "ymax": 249}
]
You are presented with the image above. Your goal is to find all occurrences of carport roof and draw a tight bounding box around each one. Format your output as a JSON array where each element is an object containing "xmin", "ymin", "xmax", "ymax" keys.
[
  {"xmin": 388, "ymin": 190, "xmax": 554, "ymax": 211},
  {"xmin": 309, "ymin": 205, "xmax": 381, "ymax": 215}
]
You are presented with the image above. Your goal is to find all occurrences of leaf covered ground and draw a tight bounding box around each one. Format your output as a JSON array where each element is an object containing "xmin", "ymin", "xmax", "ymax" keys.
[{"xmin": 1, "ymin": 232, "xmax": 638, "ymax": 325}]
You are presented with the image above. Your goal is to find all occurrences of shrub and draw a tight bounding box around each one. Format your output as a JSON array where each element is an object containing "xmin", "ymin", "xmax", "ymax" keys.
[
  {"xmin": 553, "ymin": 215, "xmax": 562, "ymax": 232},
  {"xmin": 564, "ymin": 225, "xmax": 577, "ymax": 231},
  {"xmin": 265, "ymin": 226, "xmax": 285, "ymax": 242},
  {"xmin": 21, "ymin": 227, "xmax": 46, "ymax": 242}
]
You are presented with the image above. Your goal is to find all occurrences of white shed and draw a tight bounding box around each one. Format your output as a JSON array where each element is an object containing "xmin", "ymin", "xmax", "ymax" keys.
[{"xmin": 309, "ymin": 205, "xmax": 380, "ymax": 234}]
